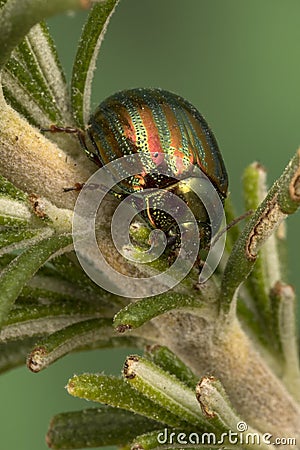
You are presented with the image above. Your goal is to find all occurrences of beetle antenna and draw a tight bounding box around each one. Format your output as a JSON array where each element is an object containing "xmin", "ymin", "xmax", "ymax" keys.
[{"xmin": 209, "ymin": 209, "xmax": 254, "ymax": 249}]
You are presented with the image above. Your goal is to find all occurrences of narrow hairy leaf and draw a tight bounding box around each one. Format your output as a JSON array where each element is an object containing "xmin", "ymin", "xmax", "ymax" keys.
[
  {"xmin": 223, "ymin": 196, "xmax": 240, "ymax": 254},
  {"xmin": 1, "ymin": 294, "xmax": 109, "ymax": 342},
  {"xmin": 0, "ymin": 233, "xmax": 72, "ymax": 326},
  {"xmin": 5, "ymin": 55, "xmax": 62, "ymax": 123},
  {"xmin": 0, "ymin": 215, "xmax": 30, "ymax": 227},
  {"xmin": 195, "ymin": 377, "xmax": 271, "ymax": 450},
  {"xmin": 0, "ymin": 228, "xmax": 40, "ymax": 252},
  {"xmin": 270, "ymin": 282, "xmax": 300, "ymax": 401},
  {"xmin": 196, "ymin": 376, "xmax": 241, "ymax": 431},
  {"xmin": 0, "ymin": 174, "xmax": 27, "ymax": 201},
  {"xmin": 145, "ymin": 345, "xmax": 199, "ymax": 390},
  {"xmin": 130, "ymin": 431, "xmax": 243, "ymax": 450},
  {"xmin": 0, "ymin": 0, "xmax": 93, "ymax": 69},
  {"xmin": 27, "ymin": 318, "xmax": 112, "ymax": 372},
  {"xmin": 71, "ymin": 0, "xmax": 120, "ymax": 127},
  {"xmin": 0, "ymin": 195, "xmax": 36, "ymax": 228},
  {"xmin": 25, "ymin": 23, "xmax": 72, "ymax": 123},
  {"xmin": 0, "ymin": 336, "xmax": 38, "ymax": 374},
  {"xmin": 114, "ymin": 293, "xmax": 202, "ymax": 332},
  {"xmin": 1, "ymin": 78, "xmax": 42, "ymax": 126},
  {"xmin": 0, "ymin": 228, "xmax": 55, "ymax": 258},
  {"xmin": 47, "ymin": 407, "xmax": 163, "ymax": 449},
  {"xmin": 131, "ymin": 429, "xmax": 241, "ymax": 450},
  {"xmin": 129, "ymin": 429, "xmax": 172, "ymax": 450},
  {"xmin": 220, "ymin": 149, "xmax": 300, "ymax": 312},
  {"xmin": 243, "ymin": 163, "xmax": 281, "ymax": 320},
  {"xmin": 23, "ymin": 270, "xmax": 118, "ymax": 307},
  {"xmin": 123, "ymin": 356, "xmax": 215, "ymax": 431},
  {"xmin": 3, "ymin": 22, "xmax": 71, "ymax": 128},
  {"xmin": 18, "ymin": 285, "xmax": 91, "ymax": 303},
  {"xmin": 47, "ymin": 254, "xmax": 126, "ymax": 307},
  {"xmin": 67, "ymin": 374, "xmax": 191, "ymax": 429}
]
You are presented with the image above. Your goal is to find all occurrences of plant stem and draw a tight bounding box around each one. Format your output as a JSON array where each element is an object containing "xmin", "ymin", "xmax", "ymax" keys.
[
  {"xmin": 0, "ymin": 91, "xmax": 93, "ymax": 209},
  {"xmin": 152, "ymin": 312, "xmax": 300, "ymax": 442}
]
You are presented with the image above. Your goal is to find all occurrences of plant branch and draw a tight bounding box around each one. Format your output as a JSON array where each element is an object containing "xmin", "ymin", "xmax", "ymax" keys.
[
  {"xmin": 220, "ymin": 148, "xmax": 300, "ymax": 314},
  {"xmin": 0, "ymin": 93, "xmax": 94, "ymax": 209}
]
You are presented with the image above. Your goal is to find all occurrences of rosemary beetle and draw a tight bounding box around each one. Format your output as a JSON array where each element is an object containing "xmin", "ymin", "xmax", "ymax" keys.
[{"xmin": 46, "ymin": 88, "xmax": 228, "ymax": 249}]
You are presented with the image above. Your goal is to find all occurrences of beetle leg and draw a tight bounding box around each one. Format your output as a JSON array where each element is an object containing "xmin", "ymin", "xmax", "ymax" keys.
[
  {"xmin": 145, "ymin": 196, "xmax": 157, "ymax": 228},
  {"xmin": 41, "ymin": 125, "xmax": 86, "ymax": 149},
  {"xmin": 63, "ymin": 182, "xmax": 84, "ymax": 192},
  {"xmin": 41, "ymin": 125, "xmax": 84, "ymax": 137},
  {"xmin": 41, "ymin": 124, "xmax": 101, "ymax": 165}
]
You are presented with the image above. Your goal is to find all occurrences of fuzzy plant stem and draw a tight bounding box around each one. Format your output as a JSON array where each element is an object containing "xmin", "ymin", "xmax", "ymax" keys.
[
  {"xmin": 151, "ymin": 312, "xmax": 300, "ymax": 443},
  {"xmin": 0, "ymin": 89, "xmax": 93, "ymax": 209}
]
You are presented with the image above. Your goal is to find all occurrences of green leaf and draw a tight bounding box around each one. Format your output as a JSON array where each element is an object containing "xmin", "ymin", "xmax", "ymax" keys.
[
  {"xmin": 67, "ymin": 374, "xmax": 191, "ymax": 429},
  {"xmin": 130, "ymin": 427, "xmax": 240, "ymax": 450},
  {"xmin": 0, "ymin": 232, "xmax": 72, "ymax": 327},
  {"xmin": 129, "ymin": 429, "xmax": 228, "ymax": 450},
  {"xmin": 0, "ymin": 0, "xmax": 93, "ymax": 69},
  {"xmin": 196, "ymin": 376, "xmax": 241, "ymax": 432},
  {"xmin": 129, "ymin": 429, "xmax": 173, "ymax": 450},
  {"xmin": 123, "ymin": 356, "xmax": 215, "ymax": 431},
  {"xmin": 2, "ymin": 80, "xmax": 41, "ymax": 126},
  {"xmin": 27, "ymin": 318, "xmax": 113, "ymax": 372},
  {"xmin": 269, "ymin": 282, "xmax": 300, "ymax": 401},
  {"xmin": 5, "ymin": 56, "xmax": 61, "ymax": 123},
  {"xmin": 0, "ymin": 194, "xmax": 38, "ymax": 227},
  {"xmin": 114, "ymin": 293, "xmax": 202, "ymax": 332},
  {"xmin": 46, "ymin": 254, "xmax": 126, "ymax": 308},
  {"xmin": 223, "ymin": 196, "xmax": 240, "ymax": 254},
  {"xmin": 1, "ymin": 291, "xmax": 112, "ymax": 342},
  {"xmin": 24, "ymin": 23, "xmax": 71, "ymax": 122},
  {"xmin": 3, "ymin": 22, "xmax": 72, "ymax": 127},
  {"xmin": 0, "ymin": 336, "xmax": 38, "ymax": 374},
  {"xmin": 28, "ymin": 329, "xmax": 142, "ymax": 372},
  {"xmin": 0, "ymin": 228, "xmax": 37, "ymax": 251},
  {"xmin": 220, "ymin": 149, "xmax": 300, "ymax": 313},
  {"xmin": 145, "ymin": 345, "xmax": 199, "ymax": 390},
  {"xmin": 243, "ymin": 164, "xmax": 281, "ymax": 323},
  {"xmin": 46, "ymin": 407, "xmax": 163, "ymax": 449},
  {"xmin": 18, "ymin": 285, "xmax": 91, "ymax": 304},
  {"xmin": 0, "ymin": 228, "xmax": 53, "ymax": 257},
  {"xmin": 195, "ymin": 376, "xmax": 270, "ymax": 450},
  {"xmin": 0, "ymin": 174, "xmax": 27, "ymax": 202},
  {"xmin": 71, "ymin": 0, "xmax": 120, "ymax": 127}
]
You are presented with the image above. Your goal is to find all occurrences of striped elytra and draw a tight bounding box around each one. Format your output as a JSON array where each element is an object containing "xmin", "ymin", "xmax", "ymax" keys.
[{"xmin": 86, "ymin": 88, "xmax": 228, "ymax": 246}]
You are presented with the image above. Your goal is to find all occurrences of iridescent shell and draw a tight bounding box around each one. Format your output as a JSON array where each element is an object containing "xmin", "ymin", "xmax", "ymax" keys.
[{"xmin": 86, "ymin": 88, "xmax": 228, "ymax": 243}]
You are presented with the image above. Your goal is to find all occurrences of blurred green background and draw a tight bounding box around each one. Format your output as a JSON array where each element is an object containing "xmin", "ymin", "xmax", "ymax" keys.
[{"xmin": 1, "ymin": 1, "xmax": 300, "ymax": 449}]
